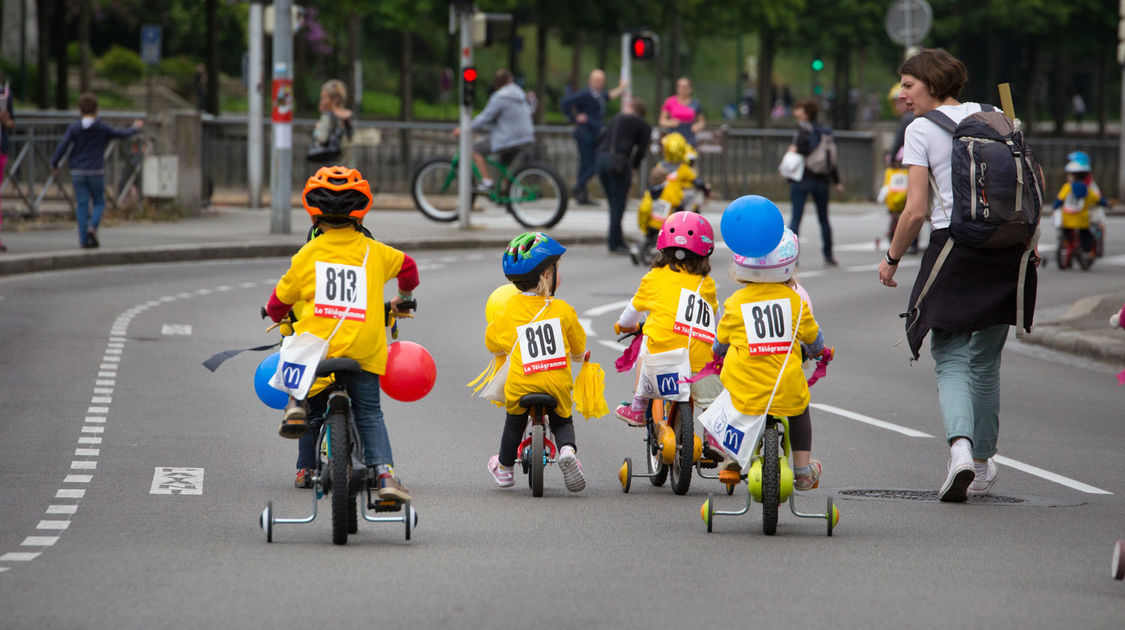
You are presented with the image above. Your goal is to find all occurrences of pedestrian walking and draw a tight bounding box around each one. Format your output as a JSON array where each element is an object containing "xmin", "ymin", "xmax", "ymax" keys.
[
  {"xmin": 595, "ymin": 100, "xmax": 651, "ymax": 255},
  {"xmin": 49, "ymin": 92, "xmax": 143, "ymax": 249},
  {"xmin": 877, "ymin": 48, "xmax": 1040, "ymax": 502},
  {"xmin": 560, "ymin": 69, "xmax": 627, "ymax": 206},
  {"xmin": 785, "ymin": 98, "xmax": 842, "ymax": 266}
]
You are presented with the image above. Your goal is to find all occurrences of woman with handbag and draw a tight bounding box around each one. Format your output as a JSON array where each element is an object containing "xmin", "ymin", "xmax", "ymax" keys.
[
  {"xmin": 596, "ymin": 99, "xmax": 651, "ymax": 255},
  {"xmin": 307, "ymin": 79, "xmax": 353, "ymax": 165}
]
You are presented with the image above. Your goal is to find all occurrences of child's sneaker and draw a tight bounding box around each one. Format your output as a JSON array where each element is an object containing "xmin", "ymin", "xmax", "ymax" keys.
[
  {"xmin": 795, "ymin": 459, "xmax": 822, "ymax": 491},
  {"xmin": 488, "ymin": 454, "xmax": 514, "ymax": 488},
  {"xmin": 615, "ymin": 403, "xmax": 645, "ymax": 427},
  {"xmin": 278, "ymin": 397, "xmax": 308, "ymax": 438},
  {"xmin": 373, "ymin": 472, "xmax": 411, "ymax": 502},
  {"xmin": 294, "ymin": 468, "xmax": 314, "ymax": 489},
  {"xmin": 557, "ymin": 445, "xmax": 586, "ymax": 492}
]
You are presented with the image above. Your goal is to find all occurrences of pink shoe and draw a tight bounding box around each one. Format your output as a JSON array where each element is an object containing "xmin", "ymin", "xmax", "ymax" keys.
[
  {"xmin": 615, "ymin": 403, "xmax": 645, "ymax": 427},
  {"xmin": 488, "ymin": 454, "xmax": 514, "ymax": 488}
]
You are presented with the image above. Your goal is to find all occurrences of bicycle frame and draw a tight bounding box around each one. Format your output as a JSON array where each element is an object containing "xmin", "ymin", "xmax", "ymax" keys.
[{"xmin": 445, "ymin": 152, "xmax": 544, "ymax": 206}]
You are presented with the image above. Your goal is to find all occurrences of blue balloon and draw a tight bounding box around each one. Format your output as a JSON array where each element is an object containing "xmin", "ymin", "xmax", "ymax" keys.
[
  {"xmin": 720, "ymin": 195, "xmax": 785, "ymax": 258},
  {"xmin": 254, "ymin": 352, "xmax": 289, "ymax": 410}
]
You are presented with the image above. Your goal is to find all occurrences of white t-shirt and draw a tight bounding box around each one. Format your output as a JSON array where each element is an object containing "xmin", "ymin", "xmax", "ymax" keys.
[{"xmin": 901, "ymin": 102, "xmax": 987, "ymax": 230}]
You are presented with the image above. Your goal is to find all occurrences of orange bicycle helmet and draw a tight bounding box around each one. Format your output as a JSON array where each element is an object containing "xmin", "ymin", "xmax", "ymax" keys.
[{"xmin": 302, "ymin": 166, "xmax": 373, "ymax": 224}]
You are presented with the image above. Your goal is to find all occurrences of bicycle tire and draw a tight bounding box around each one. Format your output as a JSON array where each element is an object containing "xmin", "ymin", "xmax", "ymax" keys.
[
  {"xmin": 507, "ymin": 163, "xmax": 568, "ymax": 228},
  {"xmin": 412, "ymin": 157, "xmax": 460, "ymax": 222},
  {"xmin": 646, "ymin": 405, "xmax": 668, "ymax": 487},
  {"xmin": 762, "ymin": 422, "xmax": 780, "ymax": 536},
  {"xmin": 669, "ymin": 401, "xmax": 694, "ymax": 495},
  {"xmin": 328, "ymin": 412, "xmax": 352, "ymax": 545},
  {"xmin": 1078, "ymin": 249, "xmax": 1094, "ymax": 270},
  {"xmin": 531, "ymin": 422, "xmax": 545, "ymax": 497}
]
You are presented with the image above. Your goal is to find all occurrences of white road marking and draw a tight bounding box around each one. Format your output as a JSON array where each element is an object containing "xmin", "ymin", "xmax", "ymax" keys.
[
  {"xmin": 584, "ymin": 300, "xmax": 630, "ymax": 317},
  {"xmin": 55, "ymin": 489, "xmax": 85, "ymax": 499},
  {"xmin": 91, "ymin": 396, "xmax": 111, "ymax": 404},
  {"xmin": 150, "ymin": 467, "xmax": 204, "ymax": 495},
  {"xmin": 37, "ymin": 521, "xmax": 69, "ymax": 531},
  {"xmin": 93, "ymin": 388, "xmax": 113, "ymax": 395},
  {"xmin": 993, "ymin": 455, "xmax": 1112, "ymax": 495},
  {"xmin": 46, "ymin": 505, "xmax": 77, "ymax": 515},
  {"xmin": 71, "ymin": 461, "xmax": 96, "ymax": 470},
  {"xmin": 161, "ymin": 324, "xmax": 193, "ymax": 335},
  {"xmin": 598, "ymin": 339, "xmax": 626, "ymax": 352},
  {"xmin": 81, "ymin": 426, "xmax": 104, "ymax": 434},
  {"xmin": 0, "ymin": 553, "xmax": 41, "ymax": 562},
  {"xmin": 811, "ymin": 403, "xmax": 935, "ymax": 438},
  {"xmin": 75, "ymin": 449, "xmax": 100, "ymax": 457},
  {"xmin": 578, "ymin": 318, "xmax": 594, "ymax": 337},
  {"xmin": 104, "ymin": 347, "xmax": 122, "ymax": 355},
  {"xmin": 64, "ymin": 475, "xmax": 92, "ymax": 483},
  {"xmin": 22, "ymin": 537, "xmax": 59, "ymax": 546},
  {"xmin": 77, "ymin": 437, "xmax": 101, "ymax": 445}
]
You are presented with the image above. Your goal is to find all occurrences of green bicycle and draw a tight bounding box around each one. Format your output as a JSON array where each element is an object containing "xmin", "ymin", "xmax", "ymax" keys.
[{"xmin": 411, "ymin": 151, "xmax": 568, "ymax": 228}]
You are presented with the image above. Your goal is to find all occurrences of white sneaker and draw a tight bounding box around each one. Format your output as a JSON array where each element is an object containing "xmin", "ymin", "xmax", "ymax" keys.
[
  {"xmin": 557, "ymin": 446, "xmax": 586, "ymax": 493},
  {"xmin": 939, "ymin": 441, "xmax": 975, "ymax": 503},
  {"xmin": 968, "ymin": 458, "xmax": 998, "ymax": 496}
]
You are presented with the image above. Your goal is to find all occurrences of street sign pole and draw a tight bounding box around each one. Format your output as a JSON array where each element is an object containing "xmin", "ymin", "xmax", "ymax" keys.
[
  {"xmin": 248, "ymin": 0, "xmax": 264, "ymax": 209},
  {"xmin": 620, "ymin": 33, "xmax": 632, "ymax": 111},
  {"xmin": 1118, "ymin": 1, "xmax": 1125, "ymax": 202},
  {"xmin": 457, "ymin": 6, "xmax": 474, "ymax": 230},
  {"xmin": 270, "ymin": 0, "xmax": 293, "ymax": 234}
]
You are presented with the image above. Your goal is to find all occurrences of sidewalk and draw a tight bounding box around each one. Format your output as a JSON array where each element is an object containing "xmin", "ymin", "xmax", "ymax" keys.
[{"xmin": 1020, "ymin": 292, "xmax": 1125, "ymax": 364}]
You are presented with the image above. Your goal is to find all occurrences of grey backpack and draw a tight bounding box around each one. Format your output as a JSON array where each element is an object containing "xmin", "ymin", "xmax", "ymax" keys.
[
  {"xmin": 803, "ymin": 125, "xmax": 837, "ymax": 176},
  {"xmin": 921, "ymin": 105, "xmax": 1044, "ymax": 248}
]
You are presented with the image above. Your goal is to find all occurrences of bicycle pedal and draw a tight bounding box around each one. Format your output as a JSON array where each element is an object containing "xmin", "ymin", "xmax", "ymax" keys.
[
  {"xmin": 698, "ymin": 459, "xmax": 719, "ymax": 470},
  {"xmin": 369, "ymin": 498, "xmax": 403, "ymax": 512},
  {"xmin": 718, "ymin": 469, "xmax": 742, "ymax": 485}
]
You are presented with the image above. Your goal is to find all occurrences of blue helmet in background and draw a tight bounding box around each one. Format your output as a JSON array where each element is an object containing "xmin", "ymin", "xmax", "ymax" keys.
[
  {"xmin": 1066, "ymin": 151, "xmax": 1091, "ymax": 170},
  {"xmin": 501, "ymin": 232, "xmax": 566, "ymax": 281}
]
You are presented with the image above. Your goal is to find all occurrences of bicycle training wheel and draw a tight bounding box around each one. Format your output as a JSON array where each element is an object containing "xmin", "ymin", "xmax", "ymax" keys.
[
  {"xmin": 412, "ymin": 157, "xmax": 460, "ymax": 222},
  {"xmin": 531, "ymin": 422, "xmax": 545, "ymax": 497},
  {"xmin": 507, "ymin": 163, "xmax": 567, "ymax": 229},
  {"xmin": 669, "ymin": 401, "xmax": 695, "ymax": 495},
  {"xmin": 761, "ymin": 422, "xmax": 780, "ymax": 536},
  {"xmin": 328, "ymin": 413, "xmax": 353, "ymax": 545}
]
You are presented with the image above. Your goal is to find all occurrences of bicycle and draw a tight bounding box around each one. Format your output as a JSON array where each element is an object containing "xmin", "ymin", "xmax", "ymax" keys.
[
  {"xmin": 1055, "ymin": 227, "xmax": 1096, "ymax": 271},
  {"xmin": 259, "ymin": 302, "xmax": 419, "ymax": 545},
  {"xmin": 614, "ymin": 326, "xmax": 714, "ymax": 496},
  {"xmin": 514, "ymin": 393, "xmax": 560, "ymax": 497},
  {"xmin": 700, "ymin": 414, "xmax": 839, "ymax": 537},
  {"xmin": 411, "ymin": 150, "xmax": 568, "ymax": 228}
]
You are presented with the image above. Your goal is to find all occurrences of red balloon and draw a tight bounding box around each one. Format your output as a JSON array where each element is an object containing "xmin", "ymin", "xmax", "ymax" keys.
[{"xmin": 381, "ymin": 341, "xmax": 437, "ymax": 402}]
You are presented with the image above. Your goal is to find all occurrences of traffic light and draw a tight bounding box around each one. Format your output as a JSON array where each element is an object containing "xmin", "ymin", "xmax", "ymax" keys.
[
  {"xmin": 811, "ymin": 58, "xmax": 824, "ymax": 72},
  {"xmin": 811, "ymin": 57, "xmax": 823, "ymax": 95},
  {"xmin": 630, "ymin": 34, "xmax": 656, "ymax": 60},
  {"xmin": 461, "ymin": 66, "xmax": 477, "ymax": 107}
]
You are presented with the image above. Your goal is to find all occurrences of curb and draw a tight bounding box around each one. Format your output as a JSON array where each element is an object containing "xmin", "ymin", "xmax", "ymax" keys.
[
  {"xmin": 0, "ymin": 234, "xmax": 609, "ymax": 277},
  {"xmin": 1020, "ymin": 325, "xmax": 1125, "ymax": 364}
]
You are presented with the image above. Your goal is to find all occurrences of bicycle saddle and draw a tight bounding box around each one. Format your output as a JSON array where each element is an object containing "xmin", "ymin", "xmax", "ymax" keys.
[
  {"xmin": 315, "ymin": 357, "xmax": 362, "ymax": 376},
  {"xmin": 518, "ymin": 393, "xmax": 557, "ymax": 410}
]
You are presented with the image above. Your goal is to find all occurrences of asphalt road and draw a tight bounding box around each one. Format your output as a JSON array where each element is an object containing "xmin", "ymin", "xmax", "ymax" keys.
[{"xmin": 2, "ymin": 211, "xmax": 1124, "ymax": 628}]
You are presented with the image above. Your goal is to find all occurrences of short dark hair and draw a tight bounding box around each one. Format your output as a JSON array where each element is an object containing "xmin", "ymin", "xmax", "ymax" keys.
[
  {"xmin": 899, "ymin": 48, "xmax": 968, "ymax": 101},
  {"xmin": 493, "ymin": 69, "xmax": 512, "ymax": 90},
  {"xmin": 630, "ymin": 99, "xmax": 646, "ymax": 119},
  {"xmin": 795, "ymin": 98, "xmax": 818, "ymax": 121},
  {"xmin": 78, "ymin": 92, "xmax": 98, "ymax": 115}
]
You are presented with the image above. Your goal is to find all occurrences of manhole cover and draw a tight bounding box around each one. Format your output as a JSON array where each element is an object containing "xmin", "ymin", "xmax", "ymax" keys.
[{"xmin": 835, "ymin": 489, "xmax": 1084, "ymax": 507}]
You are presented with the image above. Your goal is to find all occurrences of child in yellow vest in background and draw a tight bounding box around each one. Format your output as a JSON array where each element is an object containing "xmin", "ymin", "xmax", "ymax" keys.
[
  {"xmin": 636, "ymin": 132, "xmax": 711, "ymax": 250},
  {"xmin": 712, "ymin": 229, "xmax": 829, "ymax": 491},
  {"xmin": 614, "ymin": 212, "xmax": 718, "ymax": 426},
  {"xmin": 485, "ymin": 232, "xmax": 588, "ymax": 493},
  {"xmin": 1053, "ymin": 157, "xmax": 1105, "ymax": 257}
]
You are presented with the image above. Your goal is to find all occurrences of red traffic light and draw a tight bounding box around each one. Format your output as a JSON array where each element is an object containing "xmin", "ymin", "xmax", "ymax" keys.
[
  {"xmin": 630, "ymin": 35, "xmax": 656, "ymax": 60},
  {"xmin": 463, "ymin": 67, "xmax": 477, "ymax": 82}
]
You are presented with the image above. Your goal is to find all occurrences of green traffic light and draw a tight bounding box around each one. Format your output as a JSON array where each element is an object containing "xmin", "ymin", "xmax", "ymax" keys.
[
  {"xmin": 811, "ymin": 59, "xmax": 824, "ymax": 72},
  {"xmin": 813, "ymin": 85, "xmax": 823, "ymax": 95}
]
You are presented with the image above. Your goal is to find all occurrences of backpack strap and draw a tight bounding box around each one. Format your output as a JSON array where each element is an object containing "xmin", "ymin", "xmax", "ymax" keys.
[
  {"xmin": 903, "ymin": 237, "xmax": 954, "ymax": 336},
  {"xmin": 920, "ymin": 109, "xmax": 957, "ymax": 134}
]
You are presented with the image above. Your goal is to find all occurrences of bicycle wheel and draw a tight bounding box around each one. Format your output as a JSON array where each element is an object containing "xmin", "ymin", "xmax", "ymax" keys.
[
  {"xmin": 669, "ymin": 401, "xmax": 694, "ymax": 495},
  {"xmin": 412, "ymin": 157, "xmax": 460, "ymax": 222},
  {"xmin": 646, "ymin": 405, "xmax": 668, "ymax": 487},
  {"xmin": 507, "ymin": 163, "xmax": 567, "ymax": 228},
  {"xmin": 761, "ymin": 422, "xmax": 780, "ymax": 536},
  {"xmin": 530, "ymin": 422, "xmax": 545, "ymax": 497},
  {"xmin": 328, "ymin": 413, "xmax": 352, "ymax": 545}
]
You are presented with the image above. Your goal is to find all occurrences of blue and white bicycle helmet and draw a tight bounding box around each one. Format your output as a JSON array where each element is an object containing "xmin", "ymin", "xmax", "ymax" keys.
[{"xmin": 502, "ymin": 232, "xmax": 566, "ymax": 282}]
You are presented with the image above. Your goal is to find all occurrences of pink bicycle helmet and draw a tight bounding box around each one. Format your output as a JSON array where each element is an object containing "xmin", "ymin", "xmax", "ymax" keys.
[
  {"xmin": 656, "ymin": 212, "xmax": 715, "ymax": 259},
  {"xmin": 732, "ymin": 228, "xmax": 799, "ymax": 283}
]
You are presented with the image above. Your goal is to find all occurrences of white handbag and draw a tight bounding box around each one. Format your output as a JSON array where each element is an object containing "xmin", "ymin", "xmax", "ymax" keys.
[
  {"xmin": 698, "ymin": 389, "xmax": 765, "ymax": 471},
  {"xmin": 472, "ymin": 301, "xmax": 550, "ymax": 404},
  {"xmin": 637, "ymin": 346, "xmax": 692, "ymax": 402},
  {"xmin": 778, "ymin": 150, "xmax": 805, "ymax": 181}
]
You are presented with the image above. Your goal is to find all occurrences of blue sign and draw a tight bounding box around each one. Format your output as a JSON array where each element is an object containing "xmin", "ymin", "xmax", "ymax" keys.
[
  {"xmin": 657, "ymin": 372, "xmax": 680, "ymax": 397},
  {"xmin": 141, "ymin": 25, "xmax": 162, "ymax": 66},
  {"xmin": 280, "ymin": 362, "xmax": 305, "ymax": 389}
]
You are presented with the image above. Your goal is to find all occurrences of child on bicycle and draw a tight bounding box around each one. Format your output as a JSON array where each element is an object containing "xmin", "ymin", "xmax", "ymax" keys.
[
  {"xmin": 485, "ymin": 232, "xmax": 588, "ymax": 492},
  {"xmin": 636, "ymin": 133, "xmax": 711, "ymax": 257},
  {"xmin": 1053, "ymin": 152, "xmax": 1107, "ymax": 258},
  {"xmin": 613, "ymin": 212, "xmax": 719, "ymax": 426},
  {"xmin": 713, "ymin": 227, "xmax": 829, "ymax": 490},
  {"xmin": 263, "ymin": 165, "xmax": 419, "ymax": 501}
]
